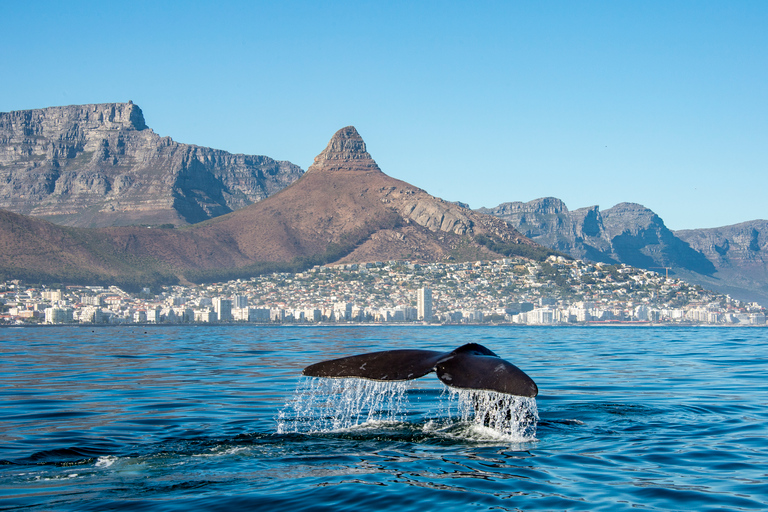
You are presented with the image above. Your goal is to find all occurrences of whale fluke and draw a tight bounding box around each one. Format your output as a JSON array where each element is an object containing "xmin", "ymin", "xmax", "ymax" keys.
[{"xmin": 302, "ymin": 343, "xmax": 538, "ymax": 397}]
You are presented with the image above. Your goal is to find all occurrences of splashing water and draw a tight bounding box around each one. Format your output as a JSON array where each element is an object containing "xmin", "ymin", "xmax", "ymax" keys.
[
  {"xmin": 277, "ymin": 377, "xmax": 538, "ymax": 441},
  {"xmin": 277, "ymin": 377, "xmax": 411, "ymax": 433},
  {"xmin": 443, "ymin": 388, "xmax": 538, "ymax": 440}
]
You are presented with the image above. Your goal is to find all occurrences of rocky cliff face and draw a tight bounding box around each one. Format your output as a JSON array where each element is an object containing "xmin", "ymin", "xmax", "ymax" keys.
[
  {"xmin": 305, "ymin": 125, "xmax": 382, "ymax": 173},
  {"xmin": 477, "ymin": 198, "xmax": 613, "ymax": 260},
  {"xmin": 675, "ymin": 221, "xmax": 768, "ymax": 302},
  {"xmin": 480, "ymin": 197, "xmax": 768, "ymax": 304},
  {"xmin": 0, "ymin": 102, "xmax": 303, "ymax": 227},
  {"xmin": 479, "ymin": 198, "xmax": 713, "ymax": 272},
  {"xmin": 599, "ymin": 203, "xmax": 716, "ymax": 275},
  {"xmin": 677, "ymin": 220, "xmax": 768, "ymax": 265}
]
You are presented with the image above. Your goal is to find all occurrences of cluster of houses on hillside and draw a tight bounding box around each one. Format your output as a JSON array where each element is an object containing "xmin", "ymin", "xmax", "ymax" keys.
[{"xmin": 1, "ymin": 257, "xmax": 765, "ymax": 326}]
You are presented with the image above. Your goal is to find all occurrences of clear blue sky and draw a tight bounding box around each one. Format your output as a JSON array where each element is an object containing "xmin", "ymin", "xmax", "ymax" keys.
[{"xmin": 2, "ymin": 1, "xmax": 766, "ymax": 230}]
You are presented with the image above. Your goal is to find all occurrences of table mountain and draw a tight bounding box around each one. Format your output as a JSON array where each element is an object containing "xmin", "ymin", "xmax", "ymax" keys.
[
  {"xmin": 480, "ymin": 198, "xmax": 767, "ymax": 304},
  {"xmin": 0, "ymin": 102, "xmax": 303, "ymax": 227},
  {"xmin": 0, "ymin": 126, "xmax": 538, "ymax": 288}
]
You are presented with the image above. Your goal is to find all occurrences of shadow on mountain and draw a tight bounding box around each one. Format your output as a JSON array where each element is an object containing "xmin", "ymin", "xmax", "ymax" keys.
[{"xmin": 610, "ymin": 230, "xmax": 716, "ymax": 276}]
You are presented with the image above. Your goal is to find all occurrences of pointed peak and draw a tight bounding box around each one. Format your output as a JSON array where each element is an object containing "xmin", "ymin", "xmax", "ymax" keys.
[
  {"xmin": 332, "ymin": 125, "xmax": 362, "ymax": 141},
  {"xmin": 308, "ymin": 126, "xmax": 381, "ymax": 173}
]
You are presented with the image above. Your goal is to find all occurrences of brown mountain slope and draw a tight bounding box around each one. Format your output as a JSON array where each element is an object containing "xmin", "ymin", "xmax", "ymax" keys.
[
  {"xmin": 0, "ymin": 126, "xmax": 540, "ymax": 286},
  {"xmin": 192, "ymin": 126, "xmax": 536, "ymax": 268},
  {"xmin": 0, "ymin": 209, "xmax": 178, "ymax": 287}
]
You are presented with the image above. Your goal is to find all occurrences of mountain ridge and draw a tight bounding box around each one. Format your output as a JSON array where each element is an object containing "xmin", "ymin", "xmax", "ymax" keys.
[
  {"xmin": 479, "ymin": 197, "xmax": 767, "ymax": 304},
  {"xmin": 10, "ymin": 100, "xmax": 760, "ymax": 302},
  {"xmin": 0, "ymin": 102, "xmax": 303, "ymax": 227},
  {"xmin": 0, "ymin": 126, "xmax": 541, "ymax": 288}
]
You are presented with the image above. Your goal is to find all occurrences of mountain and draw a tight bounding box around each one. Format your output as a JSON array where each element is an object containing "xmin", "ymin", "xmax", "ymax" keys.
[
  {"xmin": 675, "ymin": 220, "xmax": 768, "ymax": 304},
  {"xmin": 0, "ymin": 102, "xmax": 303, "ymax": 227},
  {"xmin": 194, "ymin": 126, "xmax": 540, "ymax": 271},
  {"xmin": 0, "ymin": 208, "xmax": 179, "ymax": 288},
  {"xmin": 479, "ymin": 198, "xmax": 768, "ymax": 304},
  {"xmin": 0, "ymin": 127, "xmax": 539, "ymax": 288}
]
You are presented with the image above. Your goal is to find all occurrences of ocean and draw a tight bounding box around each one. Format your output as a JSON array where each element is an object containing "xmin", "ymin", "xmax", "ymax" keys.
[{"xmin": 1, "ymin": 325, "xmax": 766, "ymax": 511}]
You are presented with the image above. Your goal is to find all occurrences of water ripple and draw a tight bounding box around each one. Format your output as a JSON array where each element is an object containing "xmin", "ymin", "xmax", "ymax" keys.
[{"xmin": 1, "ymin": 325, "xmax": 767, "ymax": 511}]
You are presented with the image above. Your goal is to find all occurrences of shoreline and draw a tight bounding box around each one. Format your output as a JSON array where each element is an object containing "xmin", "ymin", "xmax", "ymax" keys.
[{"xmin": 2, "ymin": 322, "xmax": 765, "ymax": 328}]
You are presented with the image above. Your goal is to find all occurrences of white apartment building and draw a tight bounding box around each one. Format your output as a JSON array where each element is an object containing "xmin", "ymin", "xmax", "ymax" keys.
[
  {"xmin": 213, "ymin": 298, "xmax": 232, "ymax": 322},
  {"xmin": 194, "ymin": 308, "xmax": 216, "ymax": 323},
  {"xmin": 79, "ymin": 306, "xmax": 103, "ymax": 323},
  {"xmin": 44, "ymin": 306, "xmax": 73, "ymax": 324}
]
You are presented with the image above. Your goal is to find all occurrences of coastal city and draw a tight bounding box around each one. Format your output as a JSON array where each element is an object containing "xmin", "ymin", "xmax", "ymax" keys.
[{"xmin": 2, "ymin": 256, "xmax": 765, "ymax": 326}]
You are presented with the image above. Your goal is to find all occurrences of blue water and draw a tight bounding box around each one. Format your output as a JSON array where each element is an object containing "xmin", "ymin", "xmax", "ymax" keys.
[{"xmin": 1, "ymin": 326, "xmax": 766, "ymax": 511}]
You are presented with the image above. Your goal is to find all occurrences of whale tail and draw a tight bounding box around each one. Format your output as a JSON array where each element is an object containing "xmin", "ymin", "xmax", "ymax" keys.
[{"xmin": 302, "ymin": 343, "xmax": 538, "ymax": 397}]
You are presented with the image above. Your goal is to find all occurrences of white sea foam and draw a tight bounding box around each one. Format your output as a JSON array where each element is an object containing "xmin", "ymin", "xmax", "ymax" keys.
[
  {"xmin": 193, "ymin": 446, "xmax": 250, "ymax": 458},
  {"xmin": 95, "ymin": 455, "xmax": 118, "ymax": 468}
]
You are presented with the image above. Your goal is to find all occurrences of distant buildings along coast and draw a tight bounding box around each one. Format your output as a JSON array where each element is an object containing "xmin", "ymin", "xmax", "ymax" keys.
[{"xmin": 2, "ymin": 256, "xmax": 765, "ymax": 326}]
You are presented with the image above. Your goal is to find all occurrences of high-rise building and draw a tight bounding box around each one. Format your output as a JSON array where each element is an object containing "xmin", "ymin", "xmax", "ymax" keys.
[
  {"xmin": 417, "ymin": 287, "xmax": 433, "ymax": 322},
  {"xmin": 213, "ymin": 298, "xmax": 232, "ymax": 322},
  {"xmin": 333, "ymin": 302, "xmax": 353, "ymax": 321}
]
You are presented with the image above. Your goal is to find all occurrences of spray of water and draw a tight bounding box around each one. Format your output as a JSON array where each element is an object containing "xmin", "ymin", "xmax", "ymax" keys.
[
  {"xmin": 278, "ymin": 376, "xmax": 539, "ymax": 441},
  {"xmin": 440, "ymin": 388, "xmax": 538, "ymax": 440},
  {"xmin": 277, "ymin": 377, "xmax": 411, "ymax": 434}
]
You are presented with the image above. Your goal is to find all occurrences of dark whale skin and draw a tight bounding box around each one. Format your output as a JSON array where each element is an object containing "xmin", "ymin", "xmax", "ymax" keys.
[{"xmin": 302, "ymin": 343, "xmax": 538, "ymax": 398}]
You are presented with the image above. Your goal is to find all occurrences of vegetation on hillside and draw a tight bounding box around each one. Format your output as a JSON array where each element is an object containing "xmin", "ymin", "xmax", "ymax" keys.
[{"xmin": 474, "ymin": 234, "xmax": 567, "ymax": 261}]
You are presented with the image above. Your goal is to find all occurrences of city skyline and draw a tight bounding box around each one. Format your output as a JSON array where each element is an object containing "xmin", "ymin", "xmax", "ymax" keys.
[{"xmin": 4, "ymin": 257, "xmax": 765, "ymax": 326}]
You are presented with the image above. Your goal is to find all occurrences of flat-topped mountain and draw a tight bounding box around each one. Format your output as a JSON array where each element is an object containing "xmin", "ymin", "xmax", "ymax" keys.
[
  {"xmin": 480, "ymin": 197, "xmax": 767, "ymax": 304},
  {"xmin": 0, "ymin": 102, "xmax": 303, "ymax": 227},
  {"xmin": 0, "ymin": 126, "xmax": 539, "ymax": 288}
]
